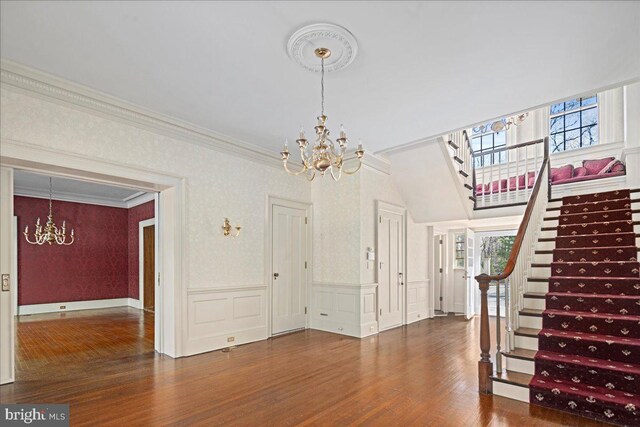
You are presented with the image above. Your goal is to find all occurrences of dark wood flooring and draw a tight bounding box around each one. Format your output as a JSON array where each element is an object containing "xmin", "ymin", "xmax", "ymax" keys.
[{"xmin": 1, "ymin": 309, "xmax": 605, "ymax": 426}]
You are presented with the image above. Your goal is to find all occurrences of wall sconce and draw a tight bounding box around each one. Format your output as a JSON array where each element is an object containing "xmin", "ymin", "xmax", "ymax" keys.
[{"xmin": 222, "ymin": 218, "xmax": 241, "ymax": 237}]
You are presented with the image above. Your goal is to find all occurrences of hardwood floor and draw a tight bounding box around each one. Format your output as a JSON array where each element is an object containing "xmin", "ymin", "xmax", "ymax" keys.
[{"xmin": 1, "ymin": 310, "xmax": 606, "ymax": 426}]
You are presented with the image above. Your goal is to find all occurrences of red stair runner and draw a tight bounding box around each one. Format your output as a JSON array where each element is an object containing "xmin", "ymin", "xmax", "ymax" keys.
[{"xmin": 529, "ymin": 189, "xmax": 640, "ymax": 426}]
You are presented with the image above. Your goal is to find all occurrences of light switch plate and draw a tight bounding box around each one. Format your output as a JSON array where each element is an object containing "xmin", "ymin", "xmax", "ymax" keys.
[{"xmin": 1, "ymin": 274, "xmax": 9, "ymax": 292}]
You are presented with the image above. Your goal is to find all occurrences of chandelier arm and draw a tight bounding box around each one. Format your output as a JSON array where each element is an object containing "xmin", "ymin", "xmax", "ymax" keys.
[
  {"xmin": 23, "ymin": 232, "xmax": 40, "ymax": 245},
  {"xmin": 342, "ymin": 159, "xmax": 364, "ymax": 176},
  {"xmin": 305, "ymin": 169, "xmax": 316, "ymax": 182},
  {"xmin": 61, "ymin": 235, "xmax": 75, "ymax": 246},
  {"xmin": 329, "ymin": 166, "xmax": 342, "ymax": 182},
  {"xmin": 283, "ymin": 160, "xmax": 308, "ymax": 176}
]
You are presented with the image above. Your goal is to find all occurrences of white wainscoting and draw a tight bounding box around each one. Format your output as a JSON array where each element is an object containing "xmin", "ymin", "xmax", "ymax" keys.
[
  {"xmin": 310, "ymin": 283, "xmax": 379, "ymax": 338},
  {"xmin": 18, "ymin": 297, "xmax": 140, "ymax": 315},
  {"xmin": 184, "ymin": 286, "xmax": 267, "ymax": 356},
  {"xmin": 406, "ymin": 280, "xmax": 429, "ymax": 324}
]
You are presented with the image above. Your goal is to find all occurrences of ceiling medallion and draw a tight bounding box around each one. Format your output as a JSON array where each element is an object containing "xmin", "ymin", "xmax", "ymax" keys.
[
  {"xmin": 286, "ymin": 23, "xmax": 358, "ymax": 73},
  {"xmin": 280, "ymin": 46, "xmax": 364, "ymax": 181}
]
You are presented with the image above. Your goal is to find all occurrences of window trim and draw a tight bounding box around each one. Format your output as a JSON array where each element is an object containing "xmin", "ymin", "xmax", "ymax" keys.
[{"xmin": 549, "ymin": 96, "xmax": 598, "ymax": 153}]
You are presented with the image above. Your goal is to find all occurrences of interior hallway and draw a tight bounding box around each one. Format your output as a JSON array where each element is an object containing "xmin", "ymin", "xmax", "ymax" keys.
[{"xmin": 1, "ymin": 312, "xmax": 603, "ymax": 426}]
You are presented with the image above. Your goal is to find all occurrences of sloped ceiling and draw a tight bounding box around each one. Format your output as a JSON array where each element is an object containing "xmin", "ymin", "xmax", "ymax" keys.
[{"xmin": 1, "ymin": 1, "xmax": 639, "ymax": 154}]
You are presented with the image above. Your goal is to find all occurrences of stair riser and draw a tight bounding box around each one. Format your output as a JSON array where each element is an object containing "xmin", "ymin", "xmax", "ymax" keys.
[
  {"xmin": 493, "ymin": 381, "xmax": 530, "ymax": 403},
  {"xmin": 534, "ymin": 253, "xmax": 553, "ymax": 264},
  {"xmin": 531, "ymin": 266, "xmax": 550, "ymax": 278},
  {"xmin": 536, "ymin": 240, "xmax": 555, "ymax": 251},
  {"xmin": 546, "ymin": 296, "xmax": 640, "ymax": 315},
  {"xmin": 558, "ymin": 198, "xmax": 633, "ymax": 214},
  {"xmin": 549, "ymin": 279, "xmax": 640, "ymax": 296},
  {"xmin": 506, "ymin": 357, "xmax": 535, "ymax": 375},
  {"xmin": 539, "ymin": 336, "xmax": 640, "ymax": 364},
  {"xmin": 563, "ymin": 190, "xmax": 631, "ymax": 204},
  {"xmin": 552, "ymin": 247, "xmax": 638, "ymax": 262},
  {"xmin": 515, "ymin": 335, "xmax": 538, "ymax": 351},
  {"xmin": 519, "ymin": 315, "xmax": 542, "ymax": 329},
  {"xmin": 551, "ymin": 262, "xmax": 640, "ymax": 278},
  {"xmin": 543, "ymin": 315, "xmax": 640, "ymax": 338},
  {"xmin": 534, "ymin": 360, "xmax": 640, "ymax": 394},
  {"xmin": 557, "ymin": 221, "xmax": 637, "ymax": 237},
  {"xmin": 539, "ymin": 224, "xmax": 640, "ymax": 239},
  {"xmin": 527, "ymin": 281, "xmax": 549, "ymax": 294},
  {"xmin": 524, "ymin": 298, "xmax": 545, "ymax": 310}
]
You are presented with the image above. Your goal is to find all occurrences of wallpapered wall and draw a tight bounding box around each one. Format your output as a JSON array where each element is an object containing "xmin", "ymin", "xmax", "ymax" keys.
[
  {"xmin": 15, "ymin": 196, "xmax": 129, "ymax": 305},
  {"xmin": 15, "ymin": 196, "xmax": 155, "ymax": 305},
  {"xmin": 128, "ymin": 200, "xmax": 155, "ymax": 299}
]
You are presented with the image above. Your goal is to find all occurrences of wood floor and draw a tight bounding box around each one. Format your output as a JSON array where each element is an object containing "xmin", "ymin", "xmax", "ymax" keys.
[{"xmin": 1, "ymin": 309, "xmax": 606, "ymax": 426}]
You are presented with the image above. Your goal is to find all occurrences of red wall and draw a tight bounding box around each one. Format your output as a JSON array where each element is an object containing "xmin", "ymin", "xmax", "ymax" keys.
[
  {"xmin": 127, "ymin": 200, "xmax": 155, "ymax": 299},
  {"xmin": 15, "ymin": 196, "xmax": 129, "ymax": 305}
]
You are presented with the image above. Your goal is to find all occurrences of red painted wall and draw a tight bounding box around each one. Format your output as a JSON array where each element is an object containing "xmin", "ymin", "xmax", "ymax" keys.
[
  {"xmin": 15, "ymin": 196, "xmax": 129, "ymax": 305},
  {"xmin": 127, "ymin": 200, "xmax": 155, "ymax": 299}
]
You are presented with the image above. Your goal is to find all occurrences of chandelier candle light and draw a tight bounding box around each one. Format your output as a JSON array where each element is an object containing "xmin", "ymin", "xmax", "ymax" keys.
[
  {"xmin": 281, "ymin": 47, "xmax": 364, "ymax": 181},
  {"xmin": 24, "ymin": 177, "xmax": 75, "ymax": 246}
]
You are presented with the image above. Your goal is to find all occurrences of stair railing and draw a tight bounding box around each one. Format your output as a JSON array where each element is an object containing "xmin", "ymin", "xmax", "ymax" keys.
[
  {"xmin": 472, "ymin": 138, "xmax": 547, "ymax": 209},
  {"xmin": 476, "ymin": 140, "xmax": 550, "ymax": 394}
]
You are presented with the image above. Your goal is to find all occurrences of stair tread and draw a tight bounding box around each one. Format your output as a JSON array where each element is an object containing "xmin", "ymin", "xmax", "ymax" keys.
[
  {"xmin": 491, "ymin": 370, "xmax": 532, "ymax": 387},
  {"xmin": 549, "ymin": 275, "xmax": 640, "ymax": 281},
  {"xmin": 544, "ymin": 309, "xmax": 640, "ymax": 321},
  {"xmin": 553, "ymin": 245, "xmax": 638, "ymax": 251},
  {"xmin": 530, "ymin": 376, "xmax": 640, "ymax": 405},
  {"xmin": 515, "ymin": 327, "xmax": 541, "ymax": 337},
  {"xmin": 561, "ymin": 197, "xmax": 632, "ymax": 207},
  {"xmin": 544, "ymin": 208, "xmax": 640, "ymax": 221},
  {"xmin": 503, "ymin": 348, "xmax": 537, "ymax": 360},
  {"xmin": 536, "ymin": 350, "xmax": 640, "ymax": 374},
  {"xmin": 524, "ymin": 292, "xmax": 546, "ymax": 299},
  {"xmin": 539, "ymin": 328, "xmax": 640, "ymax": 345},
  {"xmin": 520, "ymin": 308, "xmax": 543, "ymax": 317},
  {"xmin": 547, "ymin": 292, "xmax": 640, "ymax": 300}
]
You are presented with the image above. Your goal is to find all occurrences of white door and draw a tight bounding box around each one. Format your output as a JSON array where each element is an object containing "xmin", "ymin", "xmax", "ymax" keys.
[
  {"xmin": 378, "ymin": 209, "xmax": 404, "ymax": 331},
  {"xmin": 464, "ymin": 228, "xmax": 476, "ymax": 320},
  {"xmin": 272, "ymin": 204, "xmax": 308, "ymax": 335},
  {"xmin": 0, "ymin": 167, "xmax": 15, "ymax": 384},
  {"xmin": 433, "ymin": 235, "xmax": 442, "ymax": 311}
]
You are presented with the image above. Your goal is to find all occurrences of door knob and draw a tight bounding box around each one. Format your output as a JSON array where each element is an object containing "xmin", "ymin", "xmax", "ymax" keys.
[{"xmin": 273, "ymin": 273, "xmax": 279, "ymax": 279}]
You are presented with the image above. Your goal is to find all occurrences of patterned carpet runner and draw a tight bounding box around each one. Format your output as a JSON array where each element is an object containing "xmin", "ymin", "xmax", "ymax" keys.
[{"xmin": 529, "ymin": 189, "xmax": 640, "ymax": 426}]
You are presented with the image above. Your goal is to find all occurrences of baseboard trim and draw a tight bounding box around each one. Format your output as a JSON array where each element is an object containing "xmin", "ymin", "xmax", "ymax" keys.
[{"xmin": 18, "ymin": 297, "xmax": 142, "ymax": 315}]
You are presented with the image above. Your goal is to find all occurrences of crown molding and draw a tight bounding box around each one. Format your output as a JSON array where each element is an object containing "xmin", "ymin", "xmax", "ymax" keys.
[
  {"xmin": 15, "ymin": 186, "xmax": 129, "ymax": 209},
  {"xmin": 0, "ymin": 60, "xmax": 283, "ymax": 168},
  {"xmin": 126, "ymin": 191, "xmax": 156, "ymax": 209},
  {"xmin": 1, "ymin": 60, "xmax": 392, "ymax": 176}
]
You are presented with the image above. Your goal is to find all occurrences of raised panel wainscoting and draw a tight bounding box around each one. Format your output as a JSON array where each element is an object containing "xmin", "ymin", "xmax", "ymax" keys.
[
  {"xmin": 406, "ymin": 280, "xmax": 430, "ymax": 324},
  {"xmin": 310, "ymin": 283, "xmax": 378, "ymax": 338},
  {"xmin": 185, "ymin": 286, "xmax": 267, "ymax": 355}
]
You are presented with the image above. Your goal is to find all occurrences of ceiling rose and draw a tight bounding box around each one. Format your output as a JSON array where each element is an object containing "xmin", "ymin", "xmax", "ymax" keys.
[{"xmin": 287, "ymin": 23, "xmax": 358, "ymax": 73}]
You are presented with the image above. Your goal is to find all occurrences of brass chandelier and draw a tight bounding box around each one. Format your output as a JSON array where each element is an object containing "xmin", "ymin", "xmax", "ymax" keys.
[
  {"xmin": 281, "ymin": 47, "xmax": 365, "ymax": 181},
  {"xmin": 24, "ymin": 177, "xmax": 75, "ymax": 246}
]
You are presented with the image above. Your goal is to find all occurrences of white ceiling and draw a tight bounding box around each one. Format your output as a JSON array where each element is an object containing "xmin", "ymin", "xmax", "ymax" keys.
[
  {"xmin": 14, "ymin": 170, "xmax": 146, "ymax": 207},
  {"xmin": 1, "ymin": 1, "xmax": 639, "ymax": 154}
]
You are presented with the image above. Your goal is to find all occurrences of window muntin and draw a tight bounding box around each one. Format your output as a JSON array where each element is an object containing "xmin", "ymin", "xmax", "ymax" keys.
[
  {"xmin": 549, "ymin": 96, "xmax": 598, "ymax": 153},
  {"xmin": 454, "ymin": 233, "xmax": 465, "ymax": 268}
]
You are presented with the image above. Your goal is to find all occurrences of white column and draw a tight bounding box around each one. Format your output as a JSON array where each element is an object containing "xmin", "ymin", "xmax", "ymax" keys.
[{"xmin": 623, "ymin": 83, "xmax": 640, "ymax": 187}]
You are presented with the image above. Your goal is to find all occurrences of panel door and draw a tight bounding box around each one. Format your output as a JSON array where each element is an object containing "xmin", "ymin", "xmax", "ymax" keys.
[
  {"xmin": 272, "ymin": 205, "xmax": 307, "ymax": 335},
  {"xmin": 465, "ymin": 229, "xmax": 476, "ymax": 320},
  {"xmin": 378, "ymin": 210, "xmax": 404, "ymax": 330}
]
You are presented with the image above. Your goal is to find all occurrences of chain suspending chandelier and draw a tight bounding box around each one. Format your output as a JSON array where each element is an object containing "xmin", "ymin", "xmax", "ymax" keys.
[
  {"xmin": 24, "ymin": 177, "xmax": 75, "ymax": 246},
  {"xmin": 281, "ymin": 47, "xmax": 364, "ymax": 181}
]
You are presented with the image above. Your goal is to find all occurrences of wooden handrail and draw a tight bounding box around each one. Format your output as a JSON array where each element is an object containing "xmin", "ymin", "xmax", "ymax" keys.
[{"xmin": 475, "ymin": 137, "xmax": 549, "ymax": 394}]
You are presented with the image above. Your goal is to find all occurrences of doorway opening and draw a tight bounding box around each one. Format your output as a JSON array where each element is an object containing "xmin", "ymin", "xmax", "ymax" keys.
[
  {"xmin": 477, "ymin": 231, "xmax": 516, "ymax": 317},
  {"xmin": 0, "ymin": 148, "xmax": 183, "ymax": 385},
  {"xmin": 10, "ymin": 170, "xmax": 158, "ymax": 381}
]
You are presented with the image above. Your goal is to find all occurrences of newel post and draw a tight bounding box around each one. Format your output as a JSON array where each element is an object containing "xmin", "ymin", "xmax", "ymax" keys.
[{"xmin": 477, "ymin": 273, "xmax": 493, "ymax": 394}]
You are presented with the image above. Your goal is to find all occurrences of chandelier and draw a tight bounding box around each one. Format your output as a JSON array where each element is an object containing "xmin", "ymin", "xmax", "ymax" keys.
[
  {"xmin": 280, "ymin": 47, "xmax": 364, "ymax": 181},
  {"xmin": 24, "ymin": 177, "xmax": 74, "ymax": 246}
]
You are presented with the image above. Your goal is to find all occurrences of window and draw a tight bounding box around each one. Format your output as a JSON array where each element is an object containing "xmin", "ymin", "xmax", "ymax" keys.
[
  {"xmin": 454, "ymin": 233, "xmax": 465, "ymax": 268},
  {"xmin": 549, "ymin": 95, "xmax": 598, "ymax": 153},
  {"xmin": 471, "ymin": 122, "xmax": 507, "ymax": 167}
]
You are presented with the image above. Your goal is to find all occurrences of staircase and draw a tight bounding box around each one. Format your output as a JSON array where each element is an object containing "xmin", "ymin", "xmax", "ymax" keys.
[{"xmin": 491, "ymin": 189, "xmax": 640, "ymax": 426}]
